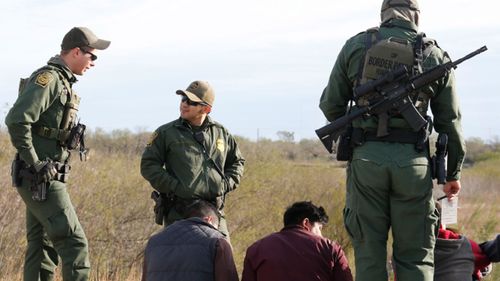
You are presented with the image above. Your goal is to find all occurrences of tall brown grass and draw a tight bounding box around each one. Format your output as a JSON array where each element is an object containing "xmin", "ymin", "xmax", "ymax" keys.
[{"xmin": 1, "ymin": 129, "xmax": 499, "ymax": 280}]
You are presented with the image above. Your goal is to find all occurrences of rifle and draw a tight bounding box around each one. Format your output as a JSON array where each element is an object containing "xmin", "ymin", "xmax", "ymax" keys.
[
  {"xmin": 432, "ymin": 133, "xmax": 448, "ymax": 185},
  {"xmin": 316, "ymin": 46, "xmax": 488, "ymax": 153}
]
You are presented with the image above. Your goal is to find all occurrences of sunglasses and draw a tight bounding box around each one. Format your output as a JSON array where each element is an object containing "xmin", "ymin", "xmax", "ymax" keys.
[
  {"xmin": 79, "ymin": 48, "xmax": 98, "ymax": 61},
  {"xmin": 181, "ymin": 95, "xmax": 207, "ymax": 106}
]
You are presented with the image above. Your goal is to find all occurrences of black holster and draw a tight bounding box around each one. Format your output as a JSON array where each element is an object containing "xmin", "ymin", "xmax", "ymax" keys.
[
  {"xmin": 17, "ymin": 167, "xmax": 48, "ymax": 202},
  {"xmin": 430, "ymin": 133, "xmax": 447, "ymax": 185},
  {"xmin": 31, "ymin": 181, "xmax": 48, "ymax": 202},
  {"xmin": 336, "ymin": 125, "xmax": 354, "ymax": 161},
  {"xmin": 13, "ymin": 156, "xmax": 71, "ymax": 201},
  {"xmin": 151, "ymin": 191, "xmax": 175, "ymax": 225},
  {"xmin": 11, "ymin": 153, "xmax": 25, "ymax": 187}
]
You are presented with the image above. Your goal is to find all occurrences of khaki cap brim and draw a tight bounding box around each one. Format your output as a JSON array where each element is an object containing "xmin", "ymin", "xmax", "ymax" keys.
[
  {"xmin": 89, "ymin": 39, "xmax": 111, "ymax": 50},
  {"xmin": 176, "ymin": 90, "xmax": 204, "ymax": 103}
]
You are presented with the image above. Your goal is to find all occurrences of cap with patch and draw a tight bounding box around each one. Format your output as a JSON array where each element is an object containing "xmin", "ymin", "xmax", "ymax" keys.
[
  {"xmin": 61, "ymin": 27, "xmax": 111, "ymax": 50},
  {"xmin": 176, "ymin": 80, "xmax": 215, "ymax": 106}
]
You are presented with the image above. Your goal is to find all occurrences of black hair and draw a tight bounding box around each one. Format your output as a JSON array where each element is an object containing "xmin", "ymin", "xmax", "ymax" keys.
[
  {"xmin": 185, "ymin": 200, "xmax": 220, "ymax": 224},
  {"xmin": 283, "ymin": 201, "xmax": 329, "ymax": 227}
]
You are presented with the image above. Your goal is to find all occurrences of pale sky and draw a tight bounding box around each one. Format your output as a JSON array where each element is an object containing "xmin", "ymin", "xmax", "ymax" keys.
[{"xmin": 1, "ymin": 0, "xmax": 498, "ymax": 141}]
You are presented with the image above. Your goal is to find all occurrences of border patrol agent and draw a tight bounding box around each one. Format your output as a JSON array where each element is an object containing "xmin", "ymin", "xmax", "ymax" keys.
[
  {"xmin": 319, "ymin": 1, "xmax": 465, "ymax": 280},
  {"xmin": 5, "ymin": 27, "xmax": 110, "ymax": 281},
  {"xmin": 140, "ymin": 81, "xmax": 245, "ymax": 238}
]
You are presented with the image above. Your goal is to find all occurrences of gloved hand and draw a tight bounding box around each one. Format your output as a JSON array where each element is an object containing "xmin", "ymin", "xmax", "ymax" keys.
[{"xmin": 33, "ymin": 160, "xmax": 58, "ymax": 183}]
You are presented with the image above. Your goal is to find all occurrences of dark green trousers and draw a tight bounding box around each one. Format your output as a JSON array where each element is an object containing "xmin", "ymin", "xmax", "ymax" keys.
[
  {"xmin": 344, "ymin": 142, "xmax": 438, "ymax": 281},
  {"xmin": 17, "ymin": 180, "xmax": 90, "ymax": 281}
]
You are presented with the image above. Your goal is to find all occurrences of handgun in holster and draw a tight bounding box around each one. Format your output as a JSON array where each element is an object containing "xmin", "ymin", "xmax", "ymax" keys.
[
  {"xmin": 11, "ymin": 153, "xmax": 24, "ymax": 187},
  {"xmin": 335, "ymin": 125, "xmax": 354, "ymax": 161},
  {"xmin": 31, "ymin": 176, "xmax": 48, "ymax": 202},
  {"xmin": 431, "ymin": 133, "xmax": 448, "ymax": 185},
  {"xmin": 11, "ymin": 153, "xmax": 47, "ymax": 201},
  {"xmin": 29, "ymin": 161, "xmax": 70, "ymax": 202},
  {"xmin": 151, "ymin": 191, "xmax": 165, "ymax": 225},
  {"xmin": 151, "ymin": 191, "xmax": 176, "ymax": 225}
]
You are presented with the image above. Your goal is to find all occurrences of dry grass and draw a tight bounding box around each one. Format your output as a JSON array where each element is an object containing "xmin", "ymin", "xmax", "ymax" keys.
[{"xmin": 1, "ymin": 129, "xmax": 499, "ymax": 280}]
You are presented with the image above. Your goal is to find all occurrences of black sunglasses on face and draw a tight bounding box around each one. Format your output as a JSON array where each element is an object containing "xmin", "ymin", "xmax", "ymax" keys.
[
  {"xmin": 79, "ymin": 48, "xmax": 97, "ymax": 61},
  {"xmin": 181, "ymin": 95, "xmax": 207, "ymax": 106}
]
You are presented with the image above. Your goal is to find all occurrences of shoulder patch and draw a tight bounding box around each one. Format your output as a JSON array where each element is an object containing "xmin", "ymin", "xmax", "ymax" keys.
[
  {"xmin": 146, "ymin": 131, "xmax": 159, "ymax": 147},
  {"xmin": 35, "ymin": 72, "xmax": 54, "ymax": 88}
]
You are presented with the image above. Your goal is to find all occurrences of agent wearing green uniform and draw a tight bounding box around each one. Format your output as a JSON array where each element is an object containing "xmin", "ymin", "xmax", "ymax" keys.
[
  {"xmin": 319, "ymin": 1, "xmax": 464, "ymax": 280},
  {"xmin": 141, "ymin": 81, "xmax": 245, "ymax": 237},
  {"xmin": 5, "ymin": 27, "xmax": 110, "ymax": 281}
]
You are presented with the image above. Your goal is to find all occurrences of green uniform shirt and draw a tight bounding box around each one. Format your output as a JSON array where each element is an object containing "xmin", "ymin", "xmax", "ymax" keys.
[
  {"xmin": 140, "ymin": 116, "xmax": 245, "ymax": 200},
  {"xmin": 5, "ymin": 56, "xmax": 77, "ymax": 165},
  {"xmin": 319, "ymin": 19, "xmax": 465, "ymax": 181}
]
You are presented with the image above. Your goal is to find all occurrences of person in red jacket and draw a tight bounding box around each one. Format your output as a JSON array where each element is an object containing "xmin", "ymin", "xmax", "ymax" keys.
[{"xmin": 242, "ymin": 201, "xmax": 353, "ymax": 281}]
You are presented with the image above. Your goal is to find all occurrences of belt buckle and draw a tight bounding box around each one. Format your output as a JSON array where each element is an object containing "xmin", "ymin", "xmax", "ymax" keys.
[{"xmin": 42, "ymin": 127, "xmax": 51, "ymax": 137}]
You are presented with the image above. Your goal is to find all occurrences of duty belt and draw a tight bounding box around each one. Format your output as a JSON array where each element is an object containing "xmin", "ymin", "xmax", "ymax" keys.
[
  {"xmin": 351, "ymin": 128, "xmax": 420, "ymax": 145},
  {"xmin": 32, "ymin": 125, "xmax": 70, "ymax": 143}
]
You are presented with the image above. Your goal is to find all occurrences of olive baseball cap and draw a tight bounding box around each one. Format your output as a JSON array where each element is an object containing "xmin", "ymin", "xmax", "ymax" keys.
[
  {"xmin": 61, "ymin": 27, "xmax": 111, "ymax": 50},
  {"xmin": 176, "ymin": 80, "xmax": 215, "ymax": 106}
]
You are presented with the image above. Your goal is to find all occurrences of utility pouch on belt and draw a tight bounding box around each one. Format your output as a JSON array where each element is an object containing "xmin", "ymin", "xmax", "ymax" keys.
[
  {"xmin": 54, "ymin": 162, "xmax": 71, "ymax": 183},
  {"xmin": 66, "ymin": 122, "xmax": 86, "ymax": 150},
  {"xmin": 11, "ymin": 153, "xmax": 24, "ymax": 187},
  {"xmin": 336, "ymin": 125, "xmax": 353, "ymax": 161}
]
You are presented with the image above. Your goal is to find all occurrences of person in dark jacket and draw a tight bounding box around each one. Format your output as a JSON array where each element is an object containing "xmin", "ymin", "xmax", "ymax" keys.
[
  {"xmin": 142, "ymin": 200, "xmax": 238, "ymax": 281},
  {"xmin": 480, "ymin": 234, "xmax": 500, "ymax": 263},
  {"xmin": 242, "ymin": 201, "xmax": 353, "ymax": 281},
  {"xmin": 434, "ymin": 226, "xmax": 491, "ymax": 281},
  {"xmin": 429, "ymin": 201, "xmax": 491, "ymax": 281}
]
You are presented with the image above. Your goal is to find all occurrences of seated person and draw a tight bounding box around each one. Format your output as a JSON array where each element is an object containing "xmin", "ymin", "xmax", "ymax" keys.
[
  {"xmin": 434, "ymin": 201, "xmax": 491, "ymax": 281},
  {"xmin": 242, "ymin": 201, "xmax": 353, "ymax": 281},
  {"xmin": 142, "ymin": 200, "xmax": 238, "ymax": 281},
  {"xmin": 435, "ymin": 225, "xmax": 491, "ymax": 281}
]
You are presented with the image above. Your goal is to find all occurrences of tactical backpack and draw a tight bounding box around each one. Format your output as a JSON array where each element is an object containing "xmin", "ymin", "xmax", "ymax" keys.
[{"xmin": 355, "ymin": 27, "xmax": 435, "ymax": 135}]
